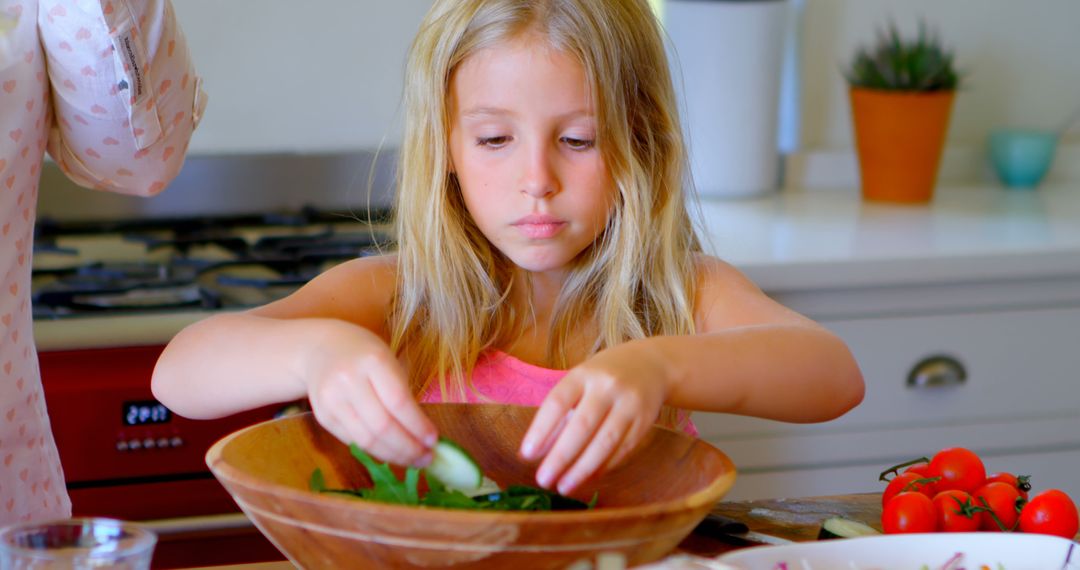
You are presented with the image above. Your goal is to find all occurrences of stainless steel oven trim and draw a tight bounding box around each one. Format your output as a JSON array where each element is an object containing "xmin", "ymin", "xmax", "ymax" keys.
[
  {"xmin": 139, "ymin": 512, "xmax": 254, "ymax": 536},
  {"xmin": 38, "ymin": 152, "xmax": 398, "ymax": 222}
]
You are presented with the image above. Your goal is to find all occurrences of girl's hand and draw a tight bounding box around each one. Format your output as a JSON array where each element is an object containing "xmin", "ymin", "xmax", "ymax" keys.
[
  {"xmin": 303, "ymin": 321, "xmax": 438, "ymax": 467},
  {"xmin": 518, "ymin": 340, "xmax": 671, "ymax": 495}
]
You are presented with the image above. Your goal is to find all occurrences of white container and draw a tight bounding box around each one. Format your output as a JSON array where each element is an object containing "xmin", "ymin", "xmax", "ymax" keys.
[{"xmin": 667, "ymin": 0, "xmax": 789, "ymax": 198}]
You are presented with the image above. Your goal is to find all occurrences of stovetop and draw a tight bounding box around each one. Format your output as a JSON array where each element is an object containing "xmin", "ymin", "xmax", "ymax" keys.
[{"xmin": 31, "ymin": 207, "xmax": 393, "ymax": 320}]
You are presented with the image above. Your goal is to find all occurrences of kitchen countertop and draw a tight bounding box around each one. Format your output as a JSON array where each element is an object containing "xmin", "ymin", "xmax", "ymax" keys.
[
  {"xmin": 34, "ymin": 183, "xmax": 1080, "ymax": 350},
  {"xmin": 700, "ymin": 183, "xmax": 1080, "ymax": 292}
]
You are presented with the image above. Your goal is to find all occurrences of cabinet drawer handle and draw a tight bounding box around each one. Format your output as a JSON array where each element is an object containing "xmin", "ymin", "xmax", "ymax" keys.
[{"xmin": 907, "ymin": 355, "xmax": 966, "ymax": 388}]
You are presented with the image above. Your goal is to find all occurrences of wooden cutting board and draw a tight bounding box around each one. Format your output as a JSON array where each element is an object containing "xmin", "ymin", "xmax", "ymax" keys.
[
  {"xmin": 708, "ymin": 492, "xmax": 883, "ymax": 542},
  {"xmin": 677, "ymin": 493, "xmax": 884, "ymax": 556}
]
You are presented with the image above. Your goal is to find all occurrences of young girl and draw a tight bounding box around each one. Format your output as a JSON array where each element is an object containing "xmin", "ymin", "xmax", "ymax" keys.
[{"xmin": 153, "ymin": 0, "xmax": 863, "ymax": 497}]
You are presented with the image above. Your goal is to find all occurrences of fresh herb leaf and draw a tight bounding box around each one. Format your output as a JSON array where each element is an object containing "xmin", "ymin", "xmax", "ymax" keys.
[
  {"xmin": 421, "ymin": 488, "xmax": 480, "ymax": 509},
  {"xmin": 507, "ymin": 485, "xmax": 590, "ymax": 510},
  {"xmin": 309, "ymin": 468, "xmax": 326, "ymax": 492},
  {"xmin": 404, "ymin": 467, "xmax": 420, "ymax": 505},
  {"xmin": 348, "ymin": 443, "xmax": 419, "ymax": 505},
  {"xmin": 424, "ymin": 470, "xmax": 446, "ymax": 494},
  {"xmin": 322, "ymin": 489, "xmax": 365, "ymax": 499}
]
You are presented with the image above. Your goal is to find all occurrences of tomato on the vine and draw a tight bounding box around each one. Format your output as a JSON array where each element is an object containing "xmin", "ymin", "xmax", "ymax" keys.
[
  {"xmin": 882, "ymin": 492, "xmax": 938, "ymax": 534},
  {"xmin": 903, "ymin": 462, "xmax": 932, "ymax": 477},
  {"xmin": 985, "ymin": 472, "xmax": 1031, "ymax": 500},
  {"xmin": 932, "ymin": 490, "xmax": 980, "ymax": 533},
  {"xmin": 972, "ymin": 481, "xmax": 1023, "ymax": 531},
  {"xmin": 1019, "ymin": 489, "xmax": 1079, "ymax": 539},
  {"xmin": 927, "ymin": 447, "xmax": 986, "ymax": 494},
  {"xmin": 882, "ymin": 472, "xmax": 937, "ymax": 507}
]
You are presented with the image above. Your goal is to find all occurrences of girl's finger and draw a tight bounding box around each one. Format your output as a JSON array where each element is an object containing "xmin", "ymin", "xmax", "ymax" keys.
[
  {"xmin": 367, "ymin": 357, "xmax": 438, "ymax": 448},
  {"xmin": 602, "ymin": 416, "xmax": 649, "ymax": 472},
  {"xmin": 346, "ymin": 377, "xmax": 429, "ymax": 466},
  {"xmin": 534, "ymin": 391, "xmax": 609, "ymax": 490},
  {"xmin": 528, "ymin": 410, "xmax": 570, "ymax": 462},
  {"xmin": 554, "ymin": 406, "xmax": 634, "ymax": 495},
  {"xmin": 520, "ymin": 378, "xmax": 583, "ymax": 460}
]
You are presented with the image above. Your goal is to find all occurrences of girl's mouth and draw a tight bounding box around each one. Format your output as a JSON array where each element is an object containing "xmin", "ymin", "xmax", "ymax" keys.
[{"xmin": 512, "ymin": 215, "xmax": 566, "ymax": 239}]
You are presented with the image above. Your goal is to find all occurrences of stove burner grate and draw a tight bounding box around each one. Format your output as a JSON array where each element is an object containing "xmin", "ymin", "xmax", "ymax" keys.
[{"xmin": 31, "ymin": 207, "xmax": 392, "ymax": 317}]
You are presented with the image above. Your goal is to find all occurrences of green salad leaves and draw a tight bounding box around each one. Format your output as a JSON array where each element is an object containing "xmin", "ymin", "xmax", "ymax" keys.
[{"xmin": 309, "ymin": 443, "xmax": 597, "ymax": 511}]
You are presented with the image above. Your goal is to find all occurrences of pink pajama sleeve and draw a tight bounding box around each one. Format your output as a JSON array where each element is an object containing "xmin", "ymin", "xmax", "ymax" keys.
[{"xmin": 38, "ymin": 0, "xmax": 206, "ymax": 196}]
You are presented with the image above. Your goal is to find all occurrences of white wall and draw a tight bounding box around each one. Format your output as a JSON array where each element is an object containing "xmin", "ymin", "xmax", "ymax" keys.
[
  {"xmin": 172, "ymin": 1, "xmax": 432, "ymax": 154},
  {"xmin": 801, "ymin": 0, "xmax": 1080, "ymax": 149},
  {"xmin": 172, "ymin": 0, "xmax": 1080, "ymax": 154}
]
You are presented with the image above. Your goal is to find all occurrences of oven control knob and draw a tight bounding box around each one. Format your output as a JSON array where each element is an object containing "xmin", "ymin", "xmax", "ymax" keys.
[
  {"xmin": 143, "ymin": 438, "xmax": 156, "ymax": 449},
  {"xmin": 157, "ymin": 438, "xmax": 170, "ymax": 449},
  {"xmin": 129, "ymin": 439, "xmax": 142, "ymax": 450},
  {"xmin": 169, "ymin": 436, "xmax": 184, "ymax": 448},
  {"xmin": 116, "ymin": 440, "xmax": 129, "ymax": 452}
]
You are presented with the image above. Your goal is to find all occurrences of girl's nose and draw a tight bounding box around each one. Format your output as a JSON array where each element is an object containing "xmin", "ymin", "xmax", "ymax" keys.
[{"xmin": 520, "ymin": 143, "xmax": 557, "ymax": 198}]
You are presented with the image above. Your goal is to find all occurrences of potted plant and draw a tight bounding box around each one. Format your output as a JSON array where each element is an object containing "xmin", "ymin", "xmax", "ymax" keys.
[{"xmin": 845, "ymin": 22, "xmax": 961, "ymax": 203}]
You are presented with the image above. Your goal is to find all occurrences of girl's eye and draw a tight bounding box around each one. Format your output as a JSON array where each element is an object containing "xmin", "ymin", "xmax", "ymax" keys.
[
  {"xmin": 476, "ymin": 136, "xmax": 511, "ymax": 148},
  {"xmin": 561, "ymin": 136, "xmax": 595, "ymax": 151}
]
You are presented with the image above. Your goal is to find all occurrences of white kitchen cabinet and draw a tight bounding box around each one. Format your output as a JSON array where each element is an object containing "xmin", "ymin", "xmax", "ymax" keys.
[{"xmin": 694, "ymin": 270, "xmax": 1080, "ymax": 502}]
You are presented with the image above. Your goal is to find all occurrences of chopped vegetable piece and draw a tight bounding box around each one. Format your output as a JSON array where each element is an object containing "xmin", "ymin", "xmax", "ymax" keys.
[
  {"xmin": 426, "ymin": 438, "xmax": 483, "ymax": 492},
  {"xmin": 817, "ymin": 517, "xmax": 882, "ymax": 539}
]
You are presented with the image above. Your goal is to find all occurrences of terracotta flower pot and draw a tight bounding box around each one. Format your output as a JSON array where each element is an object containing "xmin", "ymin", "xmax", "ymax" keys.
[{"xmin": 849, "ymin": 87, "xmax": 956, "ymax": 203}]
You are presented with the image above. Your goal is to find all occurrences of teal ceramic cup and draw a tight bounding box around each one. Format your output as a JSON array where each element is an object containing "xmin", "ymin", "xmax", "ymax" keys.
[{"xmin": 989, "ymin": 128, "xmax": 1059, "ymax": 188}]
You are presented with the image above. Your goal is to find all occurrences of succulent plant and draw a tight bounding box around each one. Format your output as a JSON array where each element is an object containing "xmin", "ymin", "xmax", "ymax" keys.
[{"xmin": 845, "ymin": 21, "xmax": 960, "ymax": 91}]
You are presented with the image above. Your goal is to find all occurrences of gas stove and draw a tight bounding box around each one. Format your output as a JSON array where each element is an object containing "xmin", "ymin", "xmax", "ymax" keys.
[{"xmin": 31, "ymin": 207, "xmax": 392, "ymax": 320}]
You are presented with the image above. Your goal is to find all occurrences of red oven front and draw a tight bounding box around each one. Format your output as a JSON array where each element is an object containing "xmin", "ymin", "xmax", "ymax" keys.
[{"xmin": 39, "ymin": 344, "xmax": 290, "ymax": 568}]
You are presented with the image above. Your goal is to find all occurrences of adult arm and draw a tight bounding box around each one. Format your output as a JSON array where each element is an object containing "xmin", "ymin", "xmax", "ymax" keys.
[{"xmin": 39, "ymin": 0, "xmax": 206, "ymax": 195}]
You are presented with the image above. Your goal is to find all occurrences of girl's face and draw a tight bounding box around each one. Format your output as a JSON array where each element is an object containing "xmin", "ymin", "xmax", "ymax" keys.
[{"xmin": 448, "ymin": 35, "xmax": 616, "ymax": 278}]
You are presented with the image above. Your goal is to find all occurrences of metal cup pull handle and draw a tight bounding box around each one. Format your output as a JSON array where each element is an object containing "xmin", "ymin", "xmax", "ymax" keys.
[{"xmin": 907, "ymin": 355, "xmax": 967, "ymax": 388}]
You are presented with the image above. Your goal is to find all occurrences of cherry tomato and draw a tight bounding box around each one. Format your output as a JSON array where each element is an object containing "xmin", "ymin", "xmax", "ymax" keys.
[
  {"xmin": 1019, "ymin": 489, "xmax": 1079, "ymax": 539},
  {"xmin": 932, "ymin": 490, "xmax": 980, "ymax": 532},
  {"xmin": 903, "ymin": 462, "xmax": 932, "ymax": 477},
  {"xmin": 985, "ymin": 472, "xmax": 1031, "ymax": 500},
  {"xmin": 927, "ymin": 447, "xmax": 986, "ymax": 494},
  {"xmin": 882, "ymin": 492, "xmax": 938, "ymax": 534},
  {"xmin": 972, "ymin": 481, "xmax": 1023, "ymax": 531},
  {"xmin": 882, "ymin": 472, "xmax": 937, "ymax": 507}
]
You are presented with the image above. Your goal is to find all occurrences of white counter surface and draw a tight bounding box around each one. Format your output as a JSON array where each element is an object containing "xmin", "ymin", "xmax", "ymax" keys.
[
  {"xmin": 699, "ymin": 184, "xmax": 1080, "ymax": 292},
  {"xmin": 34, "ymin": 183, "xmax": 1080, "ymax": 350}
]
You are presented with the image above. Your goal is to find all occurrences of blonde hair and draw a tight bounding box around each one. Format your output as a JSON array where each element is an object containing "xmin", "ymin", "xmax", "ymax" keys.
[{"xmin": 390, "ymin": 0, "xmax": 699, "ymax": 429}]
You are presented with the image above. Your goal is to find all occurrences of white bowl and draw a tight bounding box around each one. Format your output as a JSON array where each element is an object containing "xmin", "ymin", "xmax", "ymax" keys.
[{"xmin": 716, "ymin": 532, "xmax": 1079, "ymax": 570}]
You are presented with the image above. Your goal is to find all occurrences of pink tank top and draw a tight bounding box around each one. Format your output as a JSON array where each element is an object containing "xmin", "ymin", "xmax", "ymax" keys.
[{"xmin": 420, "ymin": 351, "xmax": 698, "ymax": 437}]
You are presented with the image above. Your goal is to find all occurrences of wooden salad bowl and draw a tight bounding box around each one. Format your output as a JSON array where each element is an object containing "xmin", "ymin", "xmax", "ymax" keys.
[{"xmin": 206, "ymin": 404, "xmax": 736, "ymax": 569}]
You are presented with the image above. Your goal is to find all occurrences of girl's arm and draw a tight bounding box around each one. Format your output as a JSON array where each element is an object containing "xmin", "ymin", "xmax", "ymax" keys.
[
  {"xmin": 40, "ymin": 0, "xmax": 206, "ymax": 195},
  {"xmin": 655, "ymin": 255, "xmax": 865, "ymax": 420},
  {"xmin": 151, "ymin": 255, "xmax": 438, "ymax": 466},
  {"xmin": 522, "ymin": 255, "xmax": 863, "ymax": 494}
]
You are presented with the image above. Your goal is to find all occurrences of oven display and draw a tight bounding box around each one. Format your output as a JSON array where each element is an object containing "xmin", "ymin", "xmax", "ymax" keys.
[{"xmin": 123, "ymin": 400, "xmax": 172, "ymax": 426}]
